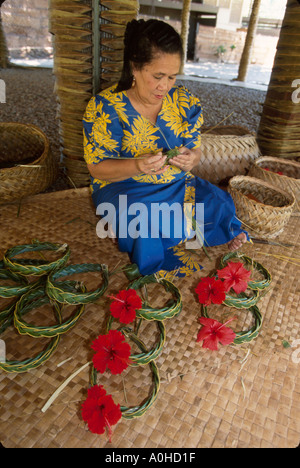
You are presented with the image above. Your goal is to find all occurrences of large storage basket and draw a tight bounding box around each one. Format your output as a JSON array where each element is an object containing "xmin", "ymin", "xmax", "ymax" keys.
[
  {"xmin": 248, "ymin": 156, "xmax": 300, "ymax": 216},
  {"xmin": 191, "ymin": 126, "xmax": 261, "ymax": 185},
  {"xmin": 228, "ymin": 175, "xmax": 295, "ymax": 238},
  {"xmin": 0, "ymin": 123, "xmax": 58, "ymax": 204}
]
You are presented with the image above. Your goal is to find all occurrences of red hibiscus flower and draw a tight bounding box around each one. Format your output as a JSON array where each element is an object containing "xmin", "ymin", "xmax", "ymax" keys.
[
  {"xmin": 81, "ymin": 384, "xmax": 122, "ymax": 440},
  {"xmin": 197, "ymin": 317, "xmax": 236, "ymax": 350},
  {"xmin": 195, "ymin": 277, "xmax": 226, "ymax": 306},
  {"xmin": 92, "ymin": 329, "xmax": 131, "ymax": 375},
  {"xmin": 109, "ymin": 289, "xmax": 142, "ymax": 324},
  {"xmin": 217, "ymin": 261, "xmax": 251, "ymax": 294}
]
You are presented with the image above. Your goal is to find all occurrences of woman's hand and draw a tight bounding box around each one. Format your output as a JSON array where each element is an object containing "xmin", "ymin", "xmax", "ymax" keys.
[
  {"xmin": 169, "ymin": 147, "xmax": 201, "ymax": 172},
  {"xmin": 135, "ymin": 152, "xmax": 168, "ymax": 175}
]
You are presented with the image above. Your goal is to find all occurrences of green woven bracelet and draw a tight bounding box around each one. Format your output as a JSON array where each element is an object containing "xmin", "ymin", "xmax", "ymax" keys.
[
  {"xmin": 201, "ymin": 303, "xmax": 263, "ymax": 344},
  {"xmin": 90, "ymin": 334, "xmax": 160, "ymax": 419},
  {"xmin": 3, "ymin": 240, "xmax": 71, "ymax": 277},
  {"xmin": 14, "ymin": 284, "xmax": 86, "ymax": 338},
  {"xmin": 106, "ymin": 315, "xmax": 166, "ymax": 366},
  {"xmin": 128, "ymin": 274, "xmax": 182, "ymax": 321},
  {"xmin": 46, "ymin": 263, "xmax": 109, "ymax": 305},
  {"xmin": 0, "ymin": 289, "xmax": 62, "ymax": 373},
  {"xmin": 219, "ymin": 251, "xmax": 272, "ymax": 291}
]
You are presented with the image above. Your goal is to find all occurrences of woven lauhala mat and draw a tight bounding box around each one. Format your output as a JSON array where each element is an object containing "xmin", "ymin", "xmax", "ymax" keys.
[{"xmin": 0, "ymin": 188, "xmax": 299, "ymax": 448}]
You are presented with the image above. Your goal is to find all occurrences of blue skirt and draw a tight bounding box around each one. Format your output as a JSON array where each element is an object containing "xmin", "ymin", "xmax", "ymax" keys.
[{"xmin": 92, "ymin": 174, "xmax": 247, "ymax": 277}]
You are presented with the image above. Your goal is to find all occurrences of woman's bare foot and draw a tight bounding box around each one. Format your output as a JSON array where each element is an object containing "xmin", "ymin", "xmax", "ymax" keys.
[{"xmin": 227, "ymin": 232, "xmax": 247, "ymax": 251}]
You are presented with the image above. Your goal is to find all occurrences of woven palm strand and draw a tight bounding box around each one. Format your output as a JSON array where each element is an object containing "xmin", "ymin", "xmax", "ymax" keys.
[
  {"xmin": 46, "ymin": 263, "xmax": 109, "ymax": 305},
  {"xmin": 0, "ymin": 123, "xmax": 58, "ymax": 204},
  {"xmin": 13, "ymin": 285, "xmax": 86, "ymax": 339},
  {"xmin": 106, "ymin": 315, "xmax": 166, "ymax": 366},
  {"xmin": 248, "ymin": 156, "xmax": 300, "ymax": 216},
  {"xmin": 3, "ymin": 241, "xmax": 71, "ymax": 277},
  {"xmin": 228, "ymin": 175, "xmax": 295, "ymax": 238},
  {"xmin": 0, "ymin": 289, "xmax": 62, "ymax": 373},
  {"xmin": 201, "ymin": 303, "xmax": 263, "ymax": 345},
  {"xmin": 127, "ymin": 274, "xmax": 182, "ymax": 321},
  {"xmin": 191, "ymin": 126, "xmax": 261, "ymax": 185},
  {"xmin": 90, "ymin": 335, "xmax": 160, "ymax": 420},
  {"xmin": 0, "ymin": 263, "xmax": 31, "ymax": 298},
  {"xmin": 219, "ymin": 251, "xmax": 272, "ymax": 291}
]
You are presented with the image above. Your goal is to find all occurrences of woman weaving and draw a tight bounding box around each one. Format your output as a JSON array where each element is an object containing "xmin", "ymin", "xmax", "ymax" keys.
[{"xmin": 83, "ymin": 19, "xmax": 247, "ymax": 278}]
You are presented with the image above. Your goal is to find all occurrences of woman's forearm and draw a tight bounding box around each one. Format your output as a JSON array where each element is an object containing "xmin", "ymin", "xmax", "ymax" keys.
[
  {"xmin": 87, "ymin": 158, "xmax": 141, "ymax": 182},
  {"xmin": 87, "ymin": 153, "xmax": 168, "ymax": 182}
]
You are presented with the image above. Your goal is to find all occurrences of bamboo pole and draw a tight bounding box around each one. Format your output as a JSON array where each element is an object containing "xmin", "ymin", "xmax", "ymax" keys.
[
  {"xmin": 0, "ymin": 9, "xmax": 9, "ymax": 69},
  {"xmin": 179, "ymin": 0, "xmax": 192, "ymax": 75}
]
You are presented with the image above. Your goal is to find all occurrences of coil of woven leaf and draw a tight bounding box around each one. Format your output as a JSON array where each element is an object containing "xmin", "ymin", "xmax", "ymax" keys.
[
  {"xmin": 2, "ymin": 240, "xmax": 71, "ymax": 277},
  {"xmin": 0, "ymin": 265, "xmax": 32, "ymax": 298},
  {"xmin": 0, "ymin": 289, "xmax": 62, "ymax": 373},
  {"xmin": 127, "ymin": 274, "xmax": 182, "ymax": 321},
  {"xmin": 14, "ymin": 284, "xmax": 86, "ymax": 339},
  {"xmin": 46, "ymin": 263, "xmax": 109, "ymax": 305},
  {"xmin": 106, "ymin": 315, "xmax": 166, "ymax": 366},
  {"xmin": 201, "ymin": 303, "xmax": 263, "ymax": 345},
  {"xmin": 219, "ymin": 251, "xmax": 272, "ymax": 291},
  {"xmin": 90, "ymin": 333, "xmax": 160, "ymax": 420},
  {"xmin": 0, "ymin": 299, "xmax": 18, "ymax": 334}
]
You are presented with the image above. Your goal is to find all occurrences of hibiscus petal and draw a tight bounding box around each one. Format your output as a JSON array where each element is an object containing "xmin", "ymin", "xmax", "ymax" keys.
[
  {"xmin": 232, "ymin": 279, "xmax": 249, "ymax": 294},
  {"xmin": 217, "ymin": 327, "xmax": 236, "ymax": 346},
  {"xmin": 202, "ymin": 335, "xmax": 219, "ymax": 351}
]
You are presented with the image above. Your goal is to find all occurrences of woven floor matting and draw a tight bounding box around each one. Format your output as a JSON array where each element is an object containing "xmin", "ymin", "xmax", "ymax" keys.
[{"xmin": 0, "ymin": 188, "xmax": 299, "ymax": 448}]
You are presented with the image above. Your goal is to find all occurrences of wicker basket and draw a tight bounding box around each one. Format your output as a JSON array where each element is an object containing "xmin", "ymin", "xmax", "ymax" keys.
[
  {"xmin": 248, "ymin": 156, "xmax": 300, "ymax": 216},
  {"xmin": 191, "ymin": 126, "xmax": 261, "ymax": 185},
  {"xmin": 0, "ymin": 123, "xmax": 58, "ymax": 204},
  {"xmin": 228, "ymin": 175, "xmax": 295, "ymax": 238}
]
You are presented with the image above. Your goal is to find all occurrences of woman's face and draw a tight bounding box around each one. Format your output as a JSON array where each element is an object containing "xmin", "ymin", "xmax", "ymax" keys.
[{"xmin": 132, "ymin": 52, "xmax": 182, "ymax": 106}]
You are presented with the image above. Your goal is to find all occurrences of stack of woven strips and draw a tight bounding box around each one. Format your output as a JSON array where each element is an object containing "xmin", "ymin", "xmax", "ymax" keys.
[
  {"xmin": 100, "ymin": 0, "xmax": 139, "ymax": 90},
  {"xmin": 49, "ymin": 0, "xmax": 94, "ymax": 188},
  {"xmin": 0, "ymin": 240, "xmax": 109, "ymax": 373},
  {"xmin": 49, "ymin": 0, "xmax": 138, "ymax": 187}
]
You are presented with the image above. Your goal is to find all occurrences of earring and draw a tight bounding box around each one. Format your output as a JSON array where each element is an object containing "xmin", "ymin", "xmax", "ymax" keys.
[{"xmin": 132, "ymin": 76, "xmax": 136, "ymax": 87}]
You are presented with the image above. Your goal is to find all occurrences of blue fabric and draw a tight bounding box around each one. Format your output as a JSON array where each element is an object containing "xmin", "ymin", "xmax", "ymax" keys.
[{"xmin": 83, "ymin": 84, "xmax": 247, "ymax": 278}]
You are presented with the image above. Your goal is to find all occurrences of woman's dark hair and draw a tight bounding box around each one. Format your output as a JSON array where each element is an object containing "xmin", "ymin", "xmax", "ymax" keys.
[{"xmin": 115, "ymin": 19, "xmax": 183, "ymax": 92}]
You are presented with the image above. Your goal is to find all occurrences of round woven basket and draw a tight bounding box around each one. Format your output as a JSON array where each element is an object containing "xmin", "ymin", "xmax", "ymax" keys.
[
  {"xmin": 228, "ymin": 175, "xmax": 295, "ymax": 238},
  {"xmin": 0, "ymin": 123, "xmax": 58, "ymax": 204},
  {"xmin": 191, "ymin": 126, "xmax": 261, "ymax": 185},
  {"xmin": 248, "ymin": 156, "xmax": 300, "ymax": 216}
]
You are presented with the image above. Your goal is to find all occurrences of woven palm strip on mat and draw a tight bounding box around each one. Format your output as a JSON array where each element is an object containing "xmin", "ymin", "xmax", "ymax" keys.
[{"xmin": 0, "ymin": 188, "xmax": 299, "ymax": 448}]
